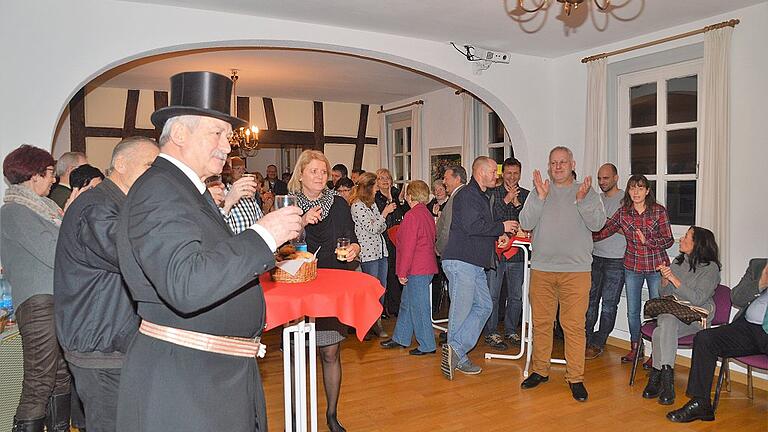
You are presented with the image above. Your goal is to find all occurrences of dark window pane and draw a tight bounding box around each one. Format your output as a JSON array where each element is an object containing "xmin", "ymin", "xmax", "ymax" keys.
[
  {"xmin": 630, "ymin": 133, "xmax": 656, "ymax": 175},
  {"xmin": 489, "ymin": 112, "xmax": 505, "ymax": 143},
  {"xmin": 648, "ymin": 180, "xmax": 657, "ymax": 197},
  {"xmin": 667, "ymin": 75, "xmax": 697, "ymax": 124},
  {"xmin": 394, "ymin": 128, "xmax": 403, "ymax": 154},
  {"xmin": 405, "ymin": 156, "xmax": 411, "ymax": 180},
  {"xmin": 394, "ymin": 157, "xmax": 404, "ymax": 181},
  {"xmin": 666, "ymin": 180, "xmax": 696, "ymax": 226},
  {"xmin": 631, "ymin": 83, "xmax": 657, "ymax": 128},
  {"xmin": 667, "ymin": 129, "xmax": 697, "ymax": 174},
  {"xmin": 489, "ymin": 147, "xmax": 505, "ymax": 165},
  {"xmin": 406, "ymin": 127, "xmax": 412, "ymax": 153}
]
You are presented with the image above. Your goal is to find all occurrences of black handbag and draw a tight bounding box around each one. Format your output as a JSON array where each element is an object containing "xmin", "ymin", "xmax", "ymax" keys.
[{"xmin": 643, "ymin": 295, "xmax": 709, "ymax": 328}]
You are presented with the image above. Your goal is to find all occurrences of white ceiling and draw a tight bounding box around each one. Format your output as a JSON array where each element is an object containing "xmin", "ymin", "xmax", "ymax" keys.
[
  {"xmin": 98, "ymin": 49, "xmax": 448, "ymax": 105},
  {"xmin": 124, "ymin": 0, "xmax": 763, "ymax": 57},
  {"xmin": 102, "ymin": 0, "xmax": 763, "ymax": 105}
]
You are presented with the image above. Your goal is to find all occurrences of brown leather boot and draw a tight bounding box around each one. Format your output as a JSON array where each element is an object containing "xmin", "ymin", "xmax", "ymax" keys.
[{"xmin": 621, "ymin": 342, "xmax": 640, "ymax": 363}]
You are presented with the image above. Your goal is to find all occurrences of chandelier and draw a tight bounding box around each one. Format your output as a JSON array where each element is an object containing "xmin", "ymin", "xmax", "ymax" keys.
[
  {"xmin": 229, "ymin": 69, "xmax": 259, "ymax": 158},
  {"xmin": 517, "ymin": 0, "xmax": 610, "ymax": 16}
]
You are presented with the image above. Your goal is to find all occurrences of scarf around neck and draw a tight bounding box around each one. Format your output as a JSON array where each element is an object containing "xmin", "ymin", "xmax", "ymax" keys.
[
  {"xmin": 3, "ymin": 184, "xmax": 63, "ymax": 227},
  {"xmin": 294, "ymin": 189, "xmax": 337, "ymax": 221}
]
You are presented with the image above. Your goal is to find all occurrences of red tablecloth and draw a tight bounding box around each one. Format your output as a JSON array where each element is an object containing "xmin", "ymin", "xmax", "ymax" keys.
[{"xmin": 261, "ymin": 269, "xmax": 385, "ymax": 341}]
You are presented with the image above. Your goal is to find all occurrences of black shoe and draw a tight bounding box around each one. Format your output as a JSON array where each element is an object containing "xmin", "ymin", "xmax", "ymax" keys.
[
  {"xmin": 326, "ymin": 413, "xmax": 346, "ymax": 432},
  {"xmin": 12, "ymin": 416, "xmax": 45, "ymax": 432},
  {"xmin": 569, "ymin": 382, "xmax": 588, "ymax": 402},
  {"xmin": 521, "ymin": 373, "xmax": 549, "ymax": 389},
  {"xmin": 409, "ymin": 348, "xmax": 436, "ymax": 356},
  {"xmin": 379, "ymin": 339, "xmax": 406, "ymax": 349},
  {"xmin": 45, "ymin": 393, "xmax": 71, "ymax": 432},
  {"xmin": 642, "ymin": 368, "xmax": 662, "ymax": 399},
  {"xmin": 666, "ymin": 398, "xmax": 715, "ymax": 423},
  {"xmin": 658, "ymin": 365, "xmax": 675, "ymax": 405}
]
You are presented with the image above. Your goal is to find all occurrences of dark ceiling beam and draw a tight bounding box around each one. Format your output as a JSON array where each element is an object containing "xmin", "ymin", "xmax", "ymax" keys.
[
  {"xmin": 263, "ymin": 97, "xmax": 277, "ymax": 131},
  {"xmin": 313, "ymin": 101, "xmax": 325, "ymax": 151},
  {"xmin": 69, "ymin": 87, "xmax": 86, "ymax": 153},
  {"xmin": 353, "ymin": 104, "xmax": 369, "ymax": 170}
]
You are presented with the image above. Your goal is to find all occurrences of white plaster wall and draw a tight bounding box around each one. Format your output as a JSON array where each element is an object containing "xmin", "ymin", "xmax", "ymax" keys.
[{"xmin": 0, "ymin": 0, "xmax": 549, "ymax": 199}]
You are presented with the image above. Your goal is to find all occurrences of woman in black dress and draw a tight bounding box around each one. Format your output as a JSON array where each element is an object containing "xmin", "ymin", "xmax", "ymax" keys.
[
  {"xmin": 288, "ymin": 150, "xmax": 360, "ymax": 432},
  {"xmin": 373, "ymin": 168, "xmax": 409, "ymax": 316}
]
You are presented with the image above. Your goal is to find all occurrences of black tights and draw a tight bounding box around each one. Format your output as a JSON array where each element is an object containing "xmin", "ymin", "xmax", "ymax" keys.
[{"xmin": 319, "ymin": 343, "xmax": 344, "ymax": 431}]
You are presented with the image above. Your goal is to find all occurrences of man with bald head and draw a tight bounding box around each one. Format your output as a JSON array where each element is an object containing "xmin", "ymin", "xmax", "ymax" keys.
[
  {"xmin": 585, "ymin": 163, "xmax": 626, "ymax": 360},
  {"xmin": 440, "ymin": 156, "xmax": 519, "ymax": 380},
  {"xmin": 55, "ymin": 136, "xmax": 160, "ymax": 432},
  {"xmin": 519, "ymin": 146, "xmax": 606, "ymax": 402}
]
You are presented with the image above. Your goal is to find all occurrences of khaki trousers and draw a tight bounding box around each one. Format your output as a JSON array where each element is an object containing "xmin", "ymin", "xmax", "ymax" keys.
[{"xmin": 530, "ymin": 270, "xmax": 590, "ymax": 383}]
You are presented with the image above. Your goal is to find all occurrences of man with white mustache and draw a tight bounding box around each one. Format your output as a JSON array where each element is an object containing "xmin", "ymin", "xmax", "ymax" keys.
[{"xmin": 115, "ymin": 71, "xmax": 303, "ymax": 432}]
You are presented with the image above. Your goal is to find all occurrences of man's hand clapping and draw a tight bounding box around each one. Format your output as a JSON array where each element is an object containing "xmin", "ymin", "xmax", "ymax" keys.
[
  {"xmin": 532, "ymin": 169, "xmax": 550, "ymax": 200},
  {"xmin": 576, "ymin": 176, "xmax": 593, "ymax": 202}
]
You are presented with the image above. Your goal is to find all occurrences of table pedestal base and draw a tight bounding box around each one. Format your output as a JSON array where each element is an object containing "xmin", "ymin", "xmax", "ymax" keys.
[{"xmin": 283, "ymin": 318, "xmax": 318, "ymax": 432}]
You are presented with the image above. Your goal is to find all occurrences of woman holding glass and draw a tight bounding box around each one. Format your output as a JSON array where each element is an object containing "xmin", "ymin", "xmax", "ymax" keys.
[
  {"xmin": 592, "ymin": 174, "xmax": 674, "ymax": 364},
  {"xmin": 373, "ymin": 168, "xmax": 409, "ymax": 317},
  {"xmin": 288, "ymin": 150, "xmax": 360, "ymax": 432}
]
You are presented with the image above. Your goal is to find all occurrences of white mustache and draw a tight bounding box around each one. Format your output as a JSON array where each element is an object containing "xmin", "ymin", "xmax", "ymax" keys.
[{"xmin": 212, "ymin": 150, "xmax": 228, "ymax": 161}]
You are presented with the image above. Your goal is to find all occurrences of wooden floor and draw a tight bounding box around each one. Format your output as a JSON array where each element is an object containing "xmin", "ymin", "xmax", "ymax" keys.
[{"xmin": 258, "ymin": 320, "xmax": 767, "ymax": 432}]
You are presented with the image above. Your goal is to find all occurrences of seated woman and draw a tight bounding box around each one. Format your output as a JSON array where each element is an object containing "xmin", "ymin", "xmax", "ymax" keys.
[
  {"xmin": 642, "ymin": 226, "xmax": 721, "ymax": 406},
  {"xmin": 380, "ymin": 180, "xmax": 438, "ymax": 355}
]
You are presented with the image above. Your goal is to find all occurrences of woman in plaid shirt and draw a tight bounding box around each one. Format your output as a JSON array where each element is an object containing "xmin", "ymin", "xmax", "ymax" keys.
[{"xmin": 593, "ymin": 175, "xmax": 674, "ymax": 363}]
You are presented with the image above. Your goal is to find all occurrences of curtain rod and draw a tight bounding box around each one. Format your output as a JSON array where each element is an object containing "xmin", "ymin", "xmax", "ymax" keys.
[
  {"xmin": 581, "ymin": 18, "xmax": 739, "ymax": 64},
  {"xmin": 377, "ymin": 100, "xmax": 424, "ymax": 114}
]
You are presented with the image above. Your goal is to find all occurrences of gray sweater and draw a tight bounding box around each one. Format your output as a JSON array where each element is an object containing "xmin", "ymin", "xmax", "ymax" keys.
[
  {"xmin": 1, "ymin": 203, "xmax": 59, "ymax": 307},
  {"xmin": 660, "ymin": 255, "xmax": 721, "ymax": 324},
  {"xmin": 519, "ymin": 182, "xmax": 606, "ymax": 272}
]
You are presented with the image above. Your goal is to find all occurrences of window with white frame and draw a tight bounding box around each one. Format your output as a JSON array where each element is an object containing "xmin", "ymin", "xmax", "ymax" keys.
[
  {"xmin": 487, "ymin": 110, "xmax": 514, "ymax": 166},
  {"xmin": 618, "ymin": 59, "xmax": 702, "ymax": 237},
  {"xmin": 389, "ymin": 119, "xmax": 412, "ymax": 187}
]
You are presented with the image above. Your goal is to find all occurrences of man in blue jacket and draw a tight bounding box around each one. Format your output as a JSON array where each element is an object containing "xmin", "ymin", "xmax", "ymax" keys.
[{"xmin": 440, "ymin": 156, "xmax": 518, "ymax": 379}]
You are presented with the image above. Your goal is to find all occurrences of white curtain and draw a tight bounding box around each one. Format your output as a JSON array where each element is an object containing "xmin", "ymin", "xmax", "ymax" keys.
[
  {"xmin": 699, "ymin": 26, "xmax": 733, "ymax": 280},
  {"xmin": 410, "ymin": 103, "xmax": 423, "ymax": 180},
  {"xmin": 583, "ymin": 58, "xmax": 608, "ymax": 179},
  {"xmin": 377, "ymin": 110, "xmax": 388, "ymax": 169},
  {"xmin": 461, "ymin": 93, "xmax": 475, "ymax": 164}
]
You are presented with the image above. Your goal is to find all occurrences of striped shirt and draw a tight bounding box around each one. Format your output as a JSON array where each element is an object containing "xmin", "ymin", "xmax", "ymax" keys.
[
  {"xmin": 221, "ymin": 184, "xmax": 264, "ymax": 234},
  {"xmin": 592, "ymin": 203, "xmax": 674, "ymax": 272}
]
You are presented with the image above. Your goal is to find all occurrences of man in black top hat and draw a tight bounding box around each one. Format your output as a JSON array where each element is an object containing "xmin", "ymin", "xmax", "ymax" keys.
[{"xmin": 115, "ymin": 71, "xmax": 303, "ymax": 432}]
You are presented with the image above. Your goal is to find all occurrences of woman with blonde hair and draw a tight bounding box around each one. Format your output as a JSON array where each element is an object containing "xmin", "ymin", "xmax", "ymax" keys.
[
  {"xmin": 380, "ymin": 180, "xmax": 438, "ymax": 355},
  {"xmin": 350, "ymin": 172, "xmax": 396, "ymax": 338},
  {"xmin": 288, "ymin": 150, "xmax": 360, "ymax": 432}
]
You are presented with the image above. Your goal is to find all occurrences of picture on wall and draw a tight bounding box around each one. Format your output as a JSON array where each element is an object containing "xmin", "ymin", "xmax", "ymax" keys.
[{"xmin": 429, "ymin": 147, "xmax": 462, "ymax": 185}]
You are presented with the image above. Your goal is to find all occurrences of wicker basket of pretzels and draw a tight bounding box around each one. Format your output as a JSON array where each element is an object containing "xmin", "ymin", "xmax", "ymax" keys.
[{"xmin": 271, "ymin": 245, "xmax": 317, "ymax": 283}]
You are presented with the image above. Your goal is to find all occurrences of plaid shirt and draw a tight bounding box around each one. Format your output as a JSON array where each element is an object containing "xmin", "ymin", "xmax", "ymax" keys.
[
  {"xmin": 592, "ymin": 203, "xmax": 674, "ymax": 272},
  {"xmin": 221, "ymin": 183, "xmax": 264, "ymax": 234},
  {"xmin": 489, "ymin": 184, "xmax": 530, "ymax": 262}
]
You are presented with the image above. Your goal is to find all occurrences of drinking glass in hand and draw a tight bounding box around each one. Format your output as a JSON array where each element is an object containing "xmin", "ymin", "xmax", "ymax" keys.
[
  {"xmin": 274, "ymin": 195, "xmax": 297, "ymax": 210},
  {"xmin": 336, "ymin": 237, "xmax": 350, "ymax": 261}
]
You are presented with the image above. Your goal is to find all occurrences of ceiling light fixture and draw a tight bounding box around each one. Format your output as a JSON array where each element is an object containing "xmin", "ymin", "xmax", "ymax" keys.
[
  {"xmin": 229, "ymin": 69, "xmax": 259, "ymax": 158},
  {"xmin": 518, "ymin": 0, "xmax": 610, "ymax": 16}
]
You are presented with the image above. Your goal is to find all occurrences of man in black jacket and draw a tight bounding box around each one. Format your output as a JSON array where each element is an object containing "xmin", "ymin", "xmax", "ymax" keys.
[
  {"xmin": 54, "ymin": 136, "xmax": 160, "ymax": 432},
  {"xmin": 667, "ymin": 258, "xmax": 768, "ymax": 423},
  {"xmin": 115, "ymin": 72, "xmax": 302, "ymax": 432},
  {"xmin": 266, "ymin": 164, "xmax": 289, "ymax": 195},
  {"xmin": 440, "ymin": 156, "xmax": 518, "ymax": 380}
]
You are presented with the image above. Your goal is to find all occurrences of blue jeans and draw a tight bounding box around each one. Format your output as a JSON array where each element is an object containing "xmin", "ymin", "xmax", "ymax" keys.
[
  {"xmin": 484, "ymin": 260, "xmax": 525, "ymax": 336},
  {"xmin": 443, "ymin": 260, "xmax": 492, "ymax": 365},
  {"xmin": 392, "ymin": 275, "xmax": 436, "ymax": 352},
  {"xmin": 585, "ymin": 256, "xmax": 625, "ymax": 348},
  {"xmin": 361, "ymin": 258, "xmax": 388, "ymax": 305},
  {"xmin": 624, "ymin": 269, "xmax": 661, "ymax": 342}
]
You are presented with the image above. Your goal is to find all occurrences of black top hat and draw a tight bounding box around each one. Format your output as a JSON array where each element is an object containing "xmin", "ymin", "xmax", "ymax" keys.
[{"xmin": 151, "ymin": 71, "xmax": 248, "ymax": 129}]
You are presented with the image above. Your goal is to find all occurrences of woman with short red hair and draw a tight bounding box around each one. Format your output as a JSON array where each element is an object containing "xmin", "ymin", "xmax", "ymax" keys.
[{"xmin": 2, "ymin": 145, "xmax": 74, "ymax": 431}]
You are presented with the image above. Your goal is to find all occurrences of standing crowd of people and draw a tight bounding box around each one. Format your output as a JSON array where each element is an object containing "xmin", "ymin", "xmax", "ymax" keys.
[{"xmin": 1, "ymin": 70, "xmax": 766, "ymax": 432}]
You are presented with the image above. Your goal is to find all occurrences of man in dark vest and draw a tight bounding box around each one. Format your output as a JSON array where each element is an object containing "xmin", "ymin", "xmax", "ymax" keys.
[{"xmin": 115, "ymin": 71, "xmax": 303, "ymax": 432}]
